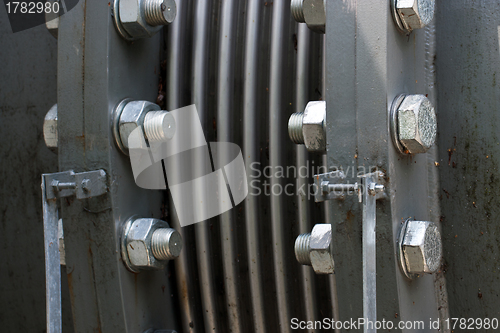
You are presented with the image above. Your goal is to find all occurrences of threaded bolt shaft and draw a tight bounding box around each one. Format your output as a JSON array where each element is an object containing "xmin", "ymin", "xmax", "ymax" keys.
[
  {"xmin": 291, "ymin": 0, "xmax": 305, "ymax": 23},
  {"xmin": 288, "ymin": 112, "xmax": 305, "ymax": 144},
  {"xmin": 144, "ymin": 111, "xmax": 176, "ymax": 143},
  {"xmin": 151, "ymin": 228, "xmax": 182, "ymax": 260},
  {"xmin": 144, "ymin": 0, "xmax": 177, "ymax": 26},
  {"xmin": 295, "ymin": 233, "xmax": 311, "ymax": 266}
]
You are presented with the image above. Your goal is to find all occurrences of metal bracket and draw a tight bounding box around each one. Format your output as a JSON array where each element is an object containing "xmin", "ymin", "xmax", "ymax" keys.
[
  {"xmin": 314, "ymin": 170, "xmax": 384, "ymax": 332},
  {"xmin": 313, "ymin": 170, "xmax": 386, "ymax": 203},
  {"xmin": 44, "ymin": 170, "xmax": 107, "ymax": 200},
  {"xmin": 42, "ymin": 169, "xmax": 108, "ymax": 333},
  {"xmin": 359, "ymin": 171, "xmax": 385, "ymax": 333}
]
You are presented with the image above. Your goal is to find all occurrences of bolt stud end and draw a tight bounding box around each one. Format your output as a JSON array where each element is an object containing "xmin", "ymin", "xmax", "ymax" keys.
[
  {"xmin": 144, "ymin": 111, "xmax": 176, "ymax": 143},
  {"xmin": 151, "ymin": 228, "xmax": 182, "ymax": 260},
  {"xmin": 295, "ymin": 233, "xmax": 311, "ymax": 266},
  {"xmin": 144, "ymin": 0, "xmax": 177, "ymax": 26},
  {"xmin": 291, "ymin": 0, "xmax": 305, "ymax": 22},
  {"xmin": 288, "ymin": 112, "xmax": 305, "ymax": 144}
]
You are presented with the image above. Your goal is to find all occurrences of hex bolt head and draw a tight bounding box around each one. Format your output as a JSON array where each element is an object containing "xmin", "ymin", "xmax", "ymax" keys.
[
  {"xmin": 115, "ymin": 0, "xmax": 177, "ymax": 40},
  {"xmin": 294, "ymin": 224, "xmax": 334, "ymax": 274},
  {"xmin": 121, "ymin": 217, "xmax": 183, "ymax": 272},
  {"xmin": 117, "ymin": 100, "xmax": 160, "ymax": 150},
  {"xmin": 43, "ymin": 104, "xmax": 58, "ymax": 152},
  {"xmin": 398, "ymin": 220, "xmax": 442, "ymax": 278},
  {"xmin": 114, "ymin": 100, "xmax": 177, "ymax": 155},
  {"xmin": 288, "ymin": 101, "xmax": 326, "ymax": 153},
  {"xmin": 396, "ymin": 0, "xmax": 435, "ymax": 32},
  {"xmin": 302, "ymin": 101, "xmax": 326, "ymax": 152},
  {"xmin": 290, "ymin": 0, "xmax": 325, "ymax": 33},
  {"xmin": 396, "ymin": 94, "xmax": 437, "ymax": 154}
]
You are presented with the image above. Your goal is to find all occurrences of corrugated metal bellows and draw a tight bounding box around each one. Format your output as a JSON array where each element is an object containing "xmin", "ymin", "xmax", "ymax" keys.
[{"xmin": 164, "ymin": 1, "xmax": 336, "ymax": 332}]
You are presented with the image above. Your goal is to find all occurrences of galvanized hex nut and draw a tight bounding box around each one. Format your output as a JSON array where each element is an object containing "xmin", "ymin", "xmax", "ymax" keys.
[
  {"xmin": 119, "ymin": 0, "xmax": 175, "ymax": 39},
  {"xmin": 402, "ymin": 221, "xmax": 442, "ymax": 275},
  {"xmin": 309, "ymin": 224, "xmax": 334, "ymax": 274},
  {"xmin": 397, "ymin": 94, "xmax": 437, "ymax": 154},
  {"xmin": 119, "ymin": 100, "xmax": 161, "ymax": 149},
  {"xmin": 291, "ymin": 0, "xmax": 325, "ymax": 33},
  {"xmin": 396, "ymin": 0, "xmax": 435, "ymax": 31},
  {"xmin": 302, "ymin": 101, "xmax": 326, "ymax": 152},
  {"xmin": 119, "ymin": 0, "xmax": 156, "ymax": 38},
  {"xmin": 302, "ymin": 0, "xmax": 326, "ymax": 33},
  {"xmin": 126, "ymin": 218, "xmax": 170, "ymax": 270},
  {"xmin": 43, "ymin": 104, "xmax": 58, "ymax": 152}
]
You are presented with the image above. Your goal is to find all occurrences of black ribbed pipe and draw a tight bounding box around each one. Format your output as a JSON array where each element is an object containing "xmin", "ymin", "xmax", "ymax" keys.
[
  {"xmin": 166, "ymin": 0, "xmax": 199, "ymax": 331},
  {"xmin": 192, "ymin": 0, "xmax": 218, "ymax": 331},
  {"xmin": 217, "ymin": 0, "xmax": 243, "ymax": 332},
  {"xmin": 243, "ymin": 0, "xmax": 267, "ymax": 331},
  {"xmin": 295, "ymin": 23, "xmax": 318, "ymax": 333},
  {"xmin": 269, "ymin": 0, "xmax": 292, "ymax": 331}
]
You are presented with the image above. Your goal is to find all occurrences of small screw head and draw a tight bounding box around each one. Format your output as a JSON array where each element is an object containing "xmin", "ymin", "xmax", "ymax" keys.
[
  {"xmin": 81, "ymin": 179, "xmax": 90, "ymax": 192},
  {"xmin": 397, "ymin": 94, "xmax": 437, "ymax": 154}
]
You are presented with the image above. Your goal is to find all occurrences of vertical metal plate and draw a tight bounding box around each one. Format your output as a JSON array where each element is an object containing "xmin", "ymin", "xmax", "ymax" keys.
[
  {"xmin": 57, "ymin": 0, "xmax": 178, "ymax": 331},
  {"xmin": 325, "ymin": 0, "xmax": 447, "ymax": 330}
]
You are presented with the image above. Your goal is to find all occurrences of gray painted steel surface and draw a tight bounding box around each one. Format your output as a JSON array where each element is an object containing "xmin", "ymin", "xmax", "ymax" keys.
[
  {"xmin": 436, "ymin": 0, "xmax": 500, "ymax": 320},
  {"xmin": 0, "ymin": 10, "xmax": 74, "ymax": 333},
  {"xmin": 325, "ymin": 1, "xmax": 448, "ymax": 331},
  {"xmin": 57, "ymin": 1, "xmax": 178, "ymax": 331},
  {"xmin": 8, "ymin": 0, "xmax": 500, "ymax": 332}
]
